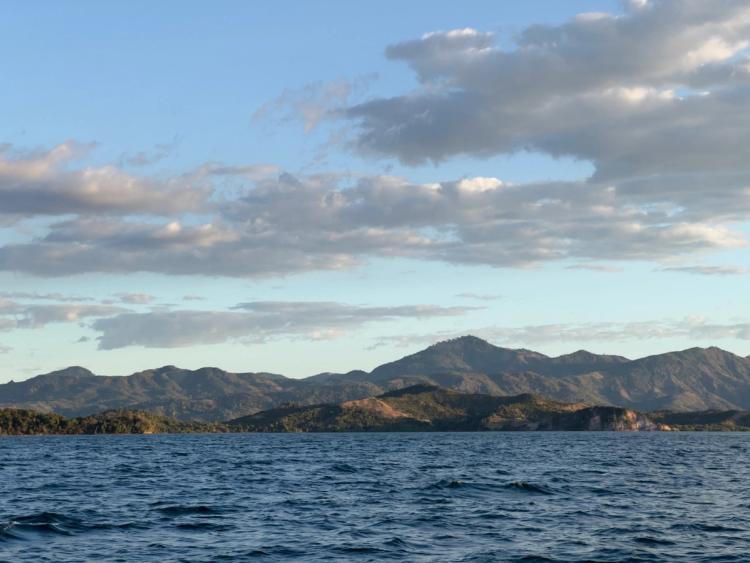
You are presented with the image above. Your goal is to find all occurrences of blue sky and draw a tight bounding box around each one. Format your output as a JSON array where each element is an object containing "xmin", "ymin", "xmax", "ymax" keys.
[{"xmin": 1, "ymin": 0, "xmax": 750, "ymax": 381}]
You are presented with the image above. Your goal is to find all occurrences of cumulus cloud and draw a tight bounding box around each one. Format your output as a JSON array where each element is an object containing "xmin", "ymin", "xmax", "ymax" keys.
[
  {"xmin": 2, "ymin": 2, "xmax": 750, "ymax": 279},
  {"xmin": 0, "ymin": 171, "xmax": 745, "ymax": 276},
  {"xmin": 347, "ymin": 0, "xmax": 750, "ymax": 174},
  {"xmin": 0, "ymin": 141, "xmax": 211, "ymax": 217},
  {"xmin": 91, "ymin": 301, "xmax": 476, "ymax": 349}
]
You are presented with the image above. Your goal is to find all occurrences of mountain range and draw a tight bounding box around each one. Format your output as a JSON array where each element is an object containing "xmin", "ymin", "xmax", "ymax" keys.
[{"xmin": 2, "ymin": 335, "xmax": 750, "ymax": 421}]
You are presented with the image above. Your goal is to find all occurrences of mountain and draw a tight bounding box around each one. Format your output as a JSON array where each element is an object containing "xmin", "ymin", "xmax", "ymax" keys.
[
  {"xmin": 0, "ymin": 364, "xmax": 389, "ymax": 421},
  {"xmin": 367, "ymin": 336, "xmax": 629, "ymax": 380},
  {"xmin": 367, "ymin": 336, "xmax": 549, "ymax": 380},
  {"xmin": 319, "ymin": 337, "xmax": 750, "ymax": 412},
  {"xmin": 2, "ymin": 336, "xmax": 750, "ymax": 420},
  {"xmin": 230, "ymin": 384, "xmax": 661, "ymax": 432}
]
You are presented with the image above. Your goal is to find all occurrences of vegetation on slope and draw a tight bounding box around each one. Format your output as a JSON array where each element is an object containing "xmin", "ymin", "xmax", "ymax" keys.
[
  {"xmin": 5, "ymin": 385, "xmax": 750, "ymax": 434},
  {"xmin": 230, "ymin": 384, "xmax": 660, "ymax": 432},
  {"xmin": 650, "ymin": 410, "xmax": 750, "ymax": 431},
  {"xmin": 0, "ymin": 408, "xmax": 229, "ymax": 435}
]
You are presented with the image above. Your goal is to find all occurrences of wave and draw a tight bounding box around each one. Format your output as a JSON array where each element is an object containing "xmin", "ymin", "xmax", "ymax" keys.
[
  {"xmin": 0, "ymin": 512, "xmax": 86, "ymax": 541},
  {"xmin": 671, "ymin": 522, "xmax": 745, "ymax": 533},
  {"xmin": 329, "ymin": 462, "xmax": 358, "ymax": 473},
  {"xmin": 154, "ymin": 504, "xmax": 219, "ymax": 516},
  {"xmin": 634, "ymin": 536, "xmax": 676, "ymax": 546},
  {"xmin": 423, "ymin": 479, "xmax": 554, "ymax": 495},
  {"xmin": 502, "ymin": 481, "xmax": 555, "ymax": 495},
  {"xmin": 175, "ymin": 522, "xmax": 233, "ymax": 531}
]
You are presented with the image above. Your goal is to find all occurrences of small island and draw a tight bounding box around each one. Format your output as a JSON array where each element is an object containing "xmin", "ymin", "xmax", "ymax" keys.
[{"xmin": 0, "ymin": 408, "xmax": 230, "ymax": 435}]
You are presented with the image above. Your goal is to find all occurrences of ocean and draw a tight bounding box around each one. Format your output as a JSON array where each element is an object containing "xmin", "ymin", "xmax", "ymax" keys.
[{"xmin": 1, "ymin": 432, "xmax": 748, "ymax": 561}]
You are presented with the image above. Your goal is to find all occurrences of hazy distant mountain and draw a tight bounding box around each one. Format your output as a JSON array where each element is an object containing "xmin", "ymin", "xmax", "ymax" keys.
[
  {"xmin": 367, "ymin": 336, "xmax": 629, "ymax": 381},
  {"xmin": 0, "ymin": 365, "xmax": 381, "ymax": 421},
  {"xmin": 2, "ymin": 336, "xmax": 750, "ymax": 420}
]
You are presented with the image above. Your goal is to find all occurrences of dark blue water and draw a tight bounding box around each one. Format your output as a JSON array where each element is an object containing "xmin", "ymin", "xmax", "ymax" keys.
[{"xmin": 1, "ymin": 433, "xmax": 749, "ymax": 562}]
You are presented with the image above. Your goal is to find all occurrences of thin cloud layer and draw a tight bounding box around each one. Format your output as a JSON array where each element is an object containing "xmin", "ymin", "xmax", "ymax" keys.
[
  {"xmin": 92, "ymin": 301, "xmax": 476, "ymax": 349},
  {"xmin": 370, "ymin": 317, "xmax": 750, "ymax": 351},
  {"xmin": 484, "ymin": 318, "xmax": 750, "ymax": 345},
  {"xmin": 0, "ymin": 298, "xmax": 126, "ymax": 330},
  {"xmin": 661, "ymin": 265, "xmax": 750, "ymax": 276}
]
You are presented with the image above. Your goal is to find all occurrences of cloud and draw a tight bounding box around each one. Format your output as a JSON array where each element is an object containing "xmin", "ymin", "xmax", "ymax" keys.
[
  {"xmin": 0, "ymin": 291, "xmax": 96, "ymax": 302},
  {"xmin": 369, "ymin": 317, "xmax": 750, "ymax": 351},
  {"xmin": 566, "ymin": 264, "xmax": 624, "ymax": 273},
  {"xmin": 339, "ymin": 2, "xmax": 750, "ymax": 272},
  {"xmin": 347, "ymin": 0, "xmax": 750, "ymax": 174},
  {"xmin": 0, "ymin": 299, "xmax": 127, "ymax": 330},
  {"xmin": 120, "ymin": 139, "xmax": 179, "ymax": 167},
  {"xmin": 454, "ymin": 292, "xmax": 503, "ymax": 301},
  {"xmin": 661, "ymin": 265, "xmax": 750, "ymax": 276},
  {"xmin": 484, "ymin": 318, "xmax": 750, "ymax": 345},
  {"xmin": 253, "ymin": 77, "xmax": 374, "ymax": 133},
  {"xmin": 0, "ymin": 141, "xmax": 211, "ymax": 217},
  {"xmin": 3, "ymin": 3, "xmax": 750, "ymax": 279},
  {"xmin": 113, "ymin": 293, "xmax": 156, "ymax": 305},
  {"xmin": 91, "ymin": 300, "xmax": 477, "ymax": 349},
  {"xmin": 0, "ymin": 171, "xmax": 745, "ymax": 276}
]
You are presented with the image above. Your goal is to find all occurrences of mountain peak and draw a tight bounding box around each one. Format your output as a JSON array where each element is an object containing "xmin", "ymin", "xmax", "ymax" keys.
[
  {"xmin": 429, "ymin": 335, "xmax": 492, "ymax": 349},
  {"xmin": 552, "ymin": 350, "xmax": 630, "ymax": 365},
  {"xmin": 44, "ymin": 366, "xmax": 96, "ymax": 378},
  {"xmin": 370, "ymin": 335, "xmax": 547, "ymax": 379}
]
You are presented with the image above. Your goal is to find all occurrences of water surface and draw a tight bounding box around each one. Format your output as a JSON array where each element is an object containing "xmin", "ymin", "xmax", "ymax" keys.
[{"xmin": 1, "ymin": 432, "xmax": 748, "ymax": 561}]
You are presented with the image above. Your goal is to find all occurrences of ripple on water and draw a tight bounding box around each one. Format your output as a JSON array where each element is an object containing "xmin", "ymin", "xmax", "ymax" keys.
[{"xmin": 1, "ymin": 432, "xmax": 749, "ymax": 561}]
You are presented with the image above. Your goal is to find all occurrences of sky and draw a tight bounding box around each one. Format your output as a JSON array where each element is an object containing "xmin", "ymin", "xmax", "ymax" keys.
[{"xmin": 1, "ymin": 0, "xmax": 750, "ymax": 382}]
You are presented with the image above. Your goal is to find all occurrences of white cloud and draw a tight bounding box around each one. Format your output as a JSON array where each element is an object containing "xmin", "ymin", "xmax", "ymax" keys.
[
  {"xmin": 0, "ymin": 170, "xmax": 746, "ymax": 276},
  {"xmin": 2, "ymin": 3, "xmax": 750, "ymax": 279},
  {"xmin": 346, "ymin": 0, "xmax": 750, "ymax": 184},
  {"xmin": 0, "ymin": 141, "xmax": 211, "ymax": 217}
]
